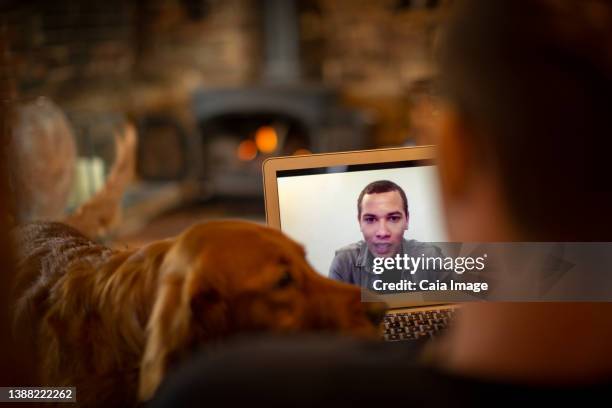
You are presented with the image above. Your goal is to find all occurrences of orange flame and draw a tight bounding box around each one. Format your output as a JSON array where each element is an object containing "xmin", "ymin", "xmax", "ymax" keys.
[
  {"xmin": 237, "ymin": 139, "xmax": 257, "ymax": 161},
  {"xmin": 255, "ymin": 126, "xmax": 278, "ymax": 153}
]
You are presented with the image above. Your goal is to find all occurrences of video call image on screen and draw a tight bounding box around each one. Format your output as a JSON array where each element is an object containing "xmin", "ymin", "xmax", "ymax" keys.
[{"xmin": 277, "ymin": 162, "xmax": 447, "ymax": 276}]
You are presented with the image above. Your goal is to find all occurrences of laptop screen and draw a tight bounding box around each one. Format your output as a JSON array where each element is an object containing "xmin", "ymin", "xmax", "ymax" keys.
[{"xmin": 275, "ymin": 159, "xmax": 448, "ymax": 277}]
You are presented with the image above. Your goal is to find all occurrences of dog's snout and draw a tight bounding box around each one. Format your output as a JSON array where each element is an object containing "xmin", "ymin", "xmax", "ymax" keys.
[{"xmin": 364, "ymin": 301, "xmax": 387, "ymax": 325}]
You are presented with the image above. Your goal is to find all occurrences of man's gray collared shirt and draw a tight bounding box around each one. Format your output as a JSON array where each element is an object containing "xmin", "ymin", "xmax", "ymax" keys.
[{"xmin": 328, "ymin": 238, "xmax": 446, "ymax": 291}]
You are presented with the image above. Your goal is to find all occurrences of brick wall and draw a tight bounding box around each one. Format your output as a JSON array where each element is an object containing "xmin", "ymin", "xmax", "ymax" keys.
[
  {"xmin": 4, "ymin": 0, "xmax": 260, "ymax": 111},
  {"xmin": 4, "ymin": 0, "xmax": 135, "ymax": 102},
  {"xmin": 4, "ymin": 0, "xmax": 446, "ymax": 147},
  {"xmin": 135, "ymin": 0, "xmax": 260, "ymax": 88},
  {"xmin": 300, "ymin": 0, "xmax": 449, "ymax": 146}
]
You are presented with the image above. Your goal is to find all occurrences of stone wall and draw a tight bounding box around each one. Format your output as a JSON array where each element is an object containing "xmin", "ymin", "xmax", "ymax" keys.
[
  {"xmin": 301, "ymin": 0, "xmax": 449, "ymax": 145},
  {"xmin": 4, "ymin": 0, "xmax": 448, "ymax": 147}
]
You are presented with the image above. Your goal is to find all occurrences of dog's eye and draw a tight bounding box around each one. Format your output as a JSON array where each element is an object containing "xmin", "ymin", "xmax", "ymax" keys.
[{"xmin": 275, "ymin": 270, "xmax": 294, "ymax": 289}]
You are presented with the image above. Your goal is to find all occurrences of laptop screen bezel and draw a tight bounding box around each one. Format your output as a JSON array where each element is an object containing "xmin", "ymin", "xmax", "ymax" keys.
[{"xmin": 263, "ymin": 145, "xmax": 437, "ymax": 229}]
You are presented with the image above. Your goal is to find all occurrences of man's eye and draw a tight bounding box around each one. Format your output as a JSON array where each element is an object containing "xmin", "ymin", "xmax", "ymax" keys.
[
  {"xmin": 364, "ymin": 217, "xmax": 376, "ymax": 224},
  {"xmin": 275, "ymin": 270, "xmax": 294, "ymax": 289},
  {"xmin": 389, "ymin": 216, "xmax": 401, "ymax": 222}
]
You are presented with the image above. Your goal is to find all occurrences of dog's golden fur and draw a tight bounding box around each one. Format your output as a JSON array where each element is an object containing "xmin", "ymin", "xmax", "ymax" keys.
[{"xmin": 12, "ymin": 220, "xmax": 383, "ymax": 407}]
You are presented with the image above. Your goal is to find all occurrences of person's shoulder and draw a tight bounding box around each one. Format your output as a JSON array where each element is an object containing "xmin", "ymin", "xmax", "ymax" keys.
[
  {"xmin": 334, "ymin": 240, "xmax": 364, "ymax": 257},
  {"xmin": 330, "ymin": 241, "xmax": 364, "ymax": 279},
  {"xmin": 331, "ymin": 241, "xmax": 365, "ymax": 270},
  {"xmin": 403, "ymin": 239, "xmax": 443, "ymax": 257},
  {"xmin": 150, "ymin": 334, "xmax": 612, "ymax": 408}
]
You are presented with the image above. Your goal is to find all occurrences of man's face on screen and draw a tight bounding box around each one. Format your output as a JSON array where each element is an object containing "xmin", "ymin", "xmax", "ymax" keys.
[{"xmin": 359, "ymin": 191, "xmax": 408, "ymax": 258}]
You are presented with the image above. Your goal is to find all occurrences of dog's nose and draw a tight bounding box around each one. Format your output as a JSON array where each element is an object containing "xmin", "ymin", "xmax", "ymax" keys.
[{"xmin": 364, "ymin": 301, "xmax": 387, "ymax": 325}]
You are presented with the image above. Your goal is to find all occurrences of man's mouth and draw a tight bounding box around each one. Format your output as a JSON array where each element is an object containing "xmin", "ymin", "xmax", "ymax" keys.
[{"xmin": 373, "ymin": 243, "xmax": 392, "ymax": 255}]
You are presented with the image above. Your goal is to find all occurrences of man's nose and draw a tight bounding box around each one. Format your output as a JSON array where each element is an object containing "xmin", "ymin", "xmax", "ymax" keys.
[{"xmin": 376, "ymin": 220, "xmax": 391, "ymax": 238}]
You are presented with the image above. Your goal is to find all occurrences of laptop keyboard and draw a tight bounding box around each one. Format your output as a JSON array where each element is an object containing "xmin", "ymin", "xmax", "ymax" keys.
[{"xmin": 382, "ymin": 307, "xmax": 457, "ymax": 342}]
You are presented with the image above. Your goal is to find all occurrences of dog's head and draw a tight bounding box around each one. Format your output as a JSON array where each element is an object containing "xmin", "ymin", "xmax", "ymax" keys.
[{"xmin": 139, "ymin": 220, "xmax": 385, "ymax": 400}]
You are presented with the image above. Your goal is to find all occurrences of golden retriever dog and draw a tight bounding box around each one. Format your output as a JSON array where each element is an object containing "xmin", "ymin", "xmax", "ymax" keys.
[{"xmin": 11, "ymin": 220, "xmax": 386, "ymax": 407}]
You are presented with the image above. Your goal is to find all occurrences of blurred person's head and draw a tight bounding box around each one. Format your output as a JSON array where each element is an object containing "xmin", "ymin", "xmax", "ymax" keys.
[
  {"xmin": 438, "ymin": 0, "xmax": 612, "ymax": 241},
  {"xmin": 357, "ymin": 180, "xmax": 409, "ymax": 258},
  {"xmin": 8, "ymin": 97, "xmax": 76, "ymax": 223}
]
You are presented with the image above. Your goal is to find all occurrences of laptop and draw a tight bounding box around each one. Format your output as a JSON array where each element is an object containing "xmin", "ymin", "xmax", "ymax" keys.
[{"xmin": 262, "ymin": 145, "xmax": 458, "ymax": 342}]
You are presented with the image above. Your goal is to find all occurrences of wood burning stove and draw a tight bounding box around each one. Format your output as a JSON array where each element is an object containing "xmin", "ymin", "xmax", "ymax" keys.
[{"xmin": 192, "ymin": 0, "xmax": 368, "ymax": 197}]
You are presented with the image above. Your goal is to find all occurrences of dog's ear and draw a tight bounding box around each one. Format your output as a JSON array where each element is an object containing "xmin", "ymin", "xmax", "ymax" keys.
[
  {"xmin": 138, "ymin": 254, "xmax": 229, "ymax": 401},
  {"xmin": 138, "ymin": 267, "xmax": 189, "ymax": 402}
]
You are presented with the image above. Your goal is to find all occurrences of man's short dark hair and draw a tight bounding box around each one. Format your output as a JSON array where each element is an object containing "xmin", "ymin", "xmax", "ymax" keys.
[
  {"xmin": 440, "ymin": 0, "xmax": 612, "ymax": 240},
  {"xmin": 357, "ymin": 180, "xmax": 408, "ymax": 220}
]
